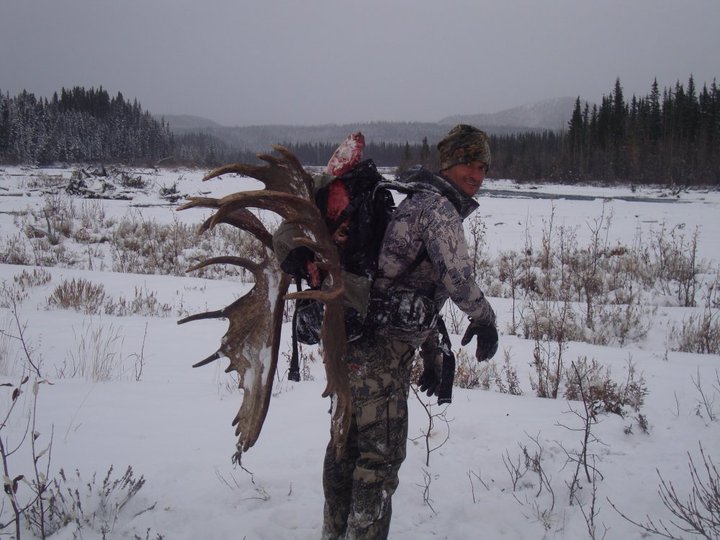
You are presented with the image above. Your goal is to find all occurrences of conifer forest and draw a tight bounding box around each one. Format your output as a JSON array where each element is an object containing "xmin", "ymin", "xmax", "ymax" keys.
[{"xmin": 1, "ymin": 77, "xmax": 717, "ymax": 185}]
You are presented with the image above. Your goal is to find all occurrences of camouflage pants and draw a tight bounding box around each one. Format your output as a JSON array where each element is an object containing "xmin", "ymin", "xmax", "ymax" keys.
[{"xmin": 321, "ymin": 334, "xmax": 415, "ymax": 540}]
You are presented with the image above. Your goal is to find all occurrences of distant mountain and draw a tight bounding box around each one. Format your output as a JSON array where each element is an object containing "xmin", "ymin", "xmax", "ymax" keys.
[
  {"xmin": 210, "ymin": 122, "xmax": 450, "ymax": 150},
  {"xmin": 159, "ymin": 98, "xmax": 581, "ymax": 151},
  {"xmin": 158, "ymin": 114, "xmax": 224, "ymax": 131},
  {"xmin": 439, "ymin": 97, "xmax": 580, "ymax": 131}
]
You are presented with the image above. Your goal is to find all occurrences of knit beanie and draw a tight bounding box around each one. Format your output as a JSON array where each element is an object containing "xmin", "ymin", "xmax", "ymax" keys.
[{"xmin": 437, "ymin": 124, "xmax": 491, "ymax": 171}]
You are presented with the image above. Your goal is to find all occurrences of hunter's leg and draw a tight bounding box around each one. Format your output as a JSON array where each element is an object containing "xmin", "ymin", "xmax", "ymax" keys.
[
  {"xmin": 345, "ymin": 337, "xmax": 414, "ymax": 540},
  {"xmin": 322, "ymin": 413, "xmax": 359, "ymax": 540}
]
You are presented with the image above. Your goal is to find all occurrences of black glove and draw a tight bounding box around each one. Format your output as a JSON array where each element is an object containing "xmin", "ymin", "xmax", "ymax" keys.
[
  {"xmin": 417, "ymin": 341, "xmax": 443, "ymax": 397},
  {"xmin": 460, "ymin": 320, "xmax": 498, "ymax": 362}
]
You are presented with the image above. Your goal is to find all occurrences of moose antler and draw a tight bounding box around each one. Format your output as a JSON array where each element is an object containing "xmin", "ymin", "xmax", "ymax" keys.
[{"xmin": 177, "ymin": 146, "xmax": 351, "ymax": 461}]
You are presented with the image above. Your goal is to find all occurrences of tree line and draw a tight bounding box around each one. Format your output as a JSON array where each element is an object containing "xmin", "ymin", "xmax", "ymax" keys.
[
  {"xmin": 261, "ymin": 77, "xmax": 720, "ymax": 186},
  {"xmin": 560, "ymin": 76, "xmax": 719, "ymax": 185},
  {"xmin": 1, "ymin": 78, "xmax": 718, "ymax": 185},
  {"xmin": 0, "ymin": 87, "xmax": 175, "ymax": 165}
]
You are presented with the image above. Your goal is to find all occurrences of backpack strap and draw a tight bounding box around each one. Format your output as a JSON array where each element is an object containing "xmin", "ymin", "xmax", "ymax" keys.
[{"xmin": 288, "ymin": 279, "xmax": 302, "ymax": 382}]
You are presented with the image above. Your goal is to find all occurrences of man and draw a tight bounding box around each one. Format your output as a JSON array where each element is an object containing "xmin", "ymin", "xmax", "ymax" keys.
[{"xmin": 322, "ymin": 124, "xmax": 499, "ymax": 539}]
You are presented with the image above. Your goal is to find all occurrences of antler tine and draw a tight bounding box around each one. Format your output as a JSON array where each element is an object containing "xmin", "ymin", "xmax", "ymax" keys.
[
  {"xmin": 197, "ymin": 209, "xmax": 273, "ymax": 249},
  {"xmin": 176, "ymin": 196, "xmax": 220, "ymax": 212},
  {"xmin": 177, "ymin": 308, "xmax": 225, "ymax": 325},
  {"xmin": 192, "ymin": 351, "xmax": 222, "ymax": 368},
  {"xmin": 213, "ymin": 189, "xmax": 319, "ymax": 217},
  {"xmin": 203, "ymin": 163, "xmax": 273, "ymax": 187},
  {"xmin": 269, "ymin": 145, "xmax": 316, "ymax": 194},
  {"xmin": 186, "ymin": 256, "xmax": 260, "ymax": 275},
  {"xmin": 203, "ymin": 146, "xmax": 313, "ymax": 198},
  {"xmin": 180, "ymin": 252, "xmax": 266, "ymax": 328},
  {"xmin": 212, "ymin": 208, "xmax": 273, "ymax": 247}
]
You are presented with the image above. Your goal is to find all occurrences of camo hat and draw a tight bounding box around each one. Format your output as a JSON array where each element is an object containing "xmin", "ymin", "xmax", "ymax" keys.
[{"xmin": 437, "ymin": 124, "xmax": 491, "ymax": 171}]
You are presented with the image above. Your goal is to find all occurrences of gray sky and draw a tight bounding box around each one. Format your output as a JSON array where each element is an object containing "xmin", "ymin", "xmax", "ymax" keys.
[{"xmin": 1, "ymin": 0, "xmax": 718, "ymax": 126}]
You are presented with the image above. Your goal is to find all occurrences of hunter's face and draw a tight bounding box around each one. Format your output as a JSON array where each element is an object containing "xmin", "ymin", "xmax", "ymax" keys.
[{"xmin": 443, "ymin": 161, "xmax": 488, "ymax": 197}]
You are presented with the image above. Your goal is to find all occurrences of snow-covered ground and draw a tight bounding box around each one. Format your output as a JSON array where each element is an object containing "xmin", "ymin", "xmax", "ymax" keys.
[{"xmin": 1, "ymin": 165, "xmax": 718, "ymax": 539}]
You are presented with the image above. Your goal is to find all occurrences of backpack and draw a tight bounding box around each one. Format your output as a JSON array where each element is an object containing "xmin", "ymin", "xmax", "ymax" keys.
[{"xmin": 274, "ymin": 156, "xmax": 395, "ymax": 356}]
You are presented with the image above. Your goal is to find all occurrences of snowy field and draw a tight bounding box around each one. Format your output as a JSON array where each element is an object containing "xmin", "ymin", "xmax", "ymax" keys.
[{"xmin": 1, "ymin": 164, "xmax": 719, "ymax": 539}]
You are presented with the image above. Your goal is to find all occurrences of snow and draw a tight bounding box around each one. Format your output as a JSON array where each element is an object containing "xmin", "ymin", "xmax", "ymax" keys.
[{"xmin": 1, "ymin": 165, "xmax": 719, "ymax": 539}]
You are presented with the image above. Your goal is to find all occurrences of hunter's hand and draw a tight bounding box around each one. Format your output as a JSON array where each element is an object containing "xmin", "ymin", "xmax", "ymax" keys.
[{"xmin": 460, "ymin": 320, "xmax": 498, "ymax": 362}]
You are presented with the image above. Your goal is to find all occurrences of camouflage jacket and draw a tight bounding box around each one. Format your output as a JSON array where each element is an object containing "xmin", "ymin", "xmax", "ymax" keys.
[{"xmin": 371, "ymin": 167, "xmax": 495, "ymax": 346}]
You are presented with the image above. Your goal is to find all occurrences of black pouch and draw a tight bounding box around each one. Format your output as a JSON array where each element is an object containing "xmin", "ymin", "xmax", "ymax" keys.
[{"xmin": 295, "ymin": 299, "xmax": 324, "ymax": 345}]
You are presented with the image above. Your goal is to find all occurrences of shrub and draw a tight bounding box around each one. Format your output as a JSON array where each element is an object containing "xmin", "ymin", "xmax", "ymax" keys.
[
  {"xmin": 670, "ymin": 305, "xmax": 720, "ymax": 355},
  {"xmin": 47, "ymin": 278, "xmax": 107, "ymax": 314},
  {"xmin": 588, "ymin": 302, "xmax": 655, "ymax": 346},
  {"xmin": 497, "ymin": 351, "xmax": 523, "ymax": 396},
  {"xmin": 110, "ymin": 212, "xmax": 196, "ymax": 276},
  {"xmin": 612, "ymin": 443, "xmax": 720, "ymax": 539},
  {"xmin": 564, "ymin": 356, "xmax": 647, "ymax": 417},
  {"xmin": 13, "ymin": 267, "xmax": 52, "ymax": 288},
  {"xmin": 78, "ymin": 198, "xmax": 108, "ymax": 231},
  {"xmin": 0, "ymin": 233, "xmax": 32, "ymax": 265},
  {"xmin": 0, "ymin": 281, "xmax": 29, "ymax": 309},
  {"xmin": 454, "ymin": 348, "xmax": 484, "ymax": 389},
  {"xmin": 26, "ymin": 466, "xmax": 157, "ymax": 538},
  {"xmin": 105, "ymin": 286, "xmax": 172, "ymax": 317},
  {"xmin": 57, "ymin": 320, "xmax": 126, "ymax": 381}
]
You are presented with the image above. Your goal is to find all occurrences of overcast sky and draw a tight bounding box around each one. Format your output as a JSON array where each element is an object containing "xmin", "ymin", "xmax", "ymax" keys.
[{"xmin": 1, "ymin": 0, "xmax": 718, "ymax": 126}]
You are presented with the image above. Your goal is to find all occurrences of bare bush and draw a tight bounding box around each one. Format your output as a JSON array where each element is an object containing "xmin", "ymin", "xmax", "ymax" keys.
[
  {"xmin": 611, "ymin": 443, "xmax": 720, "ymax": 540},
  {"xmin": 0, "ymin": 285, "xmax": 44, "ymax": 377},
  {"xmin": 0, "ymin": 281, "xmax": 28, "ymax": 309},
  {"xmin": 467, "ymin": 212, "xmax": 487, "ymax": 281},
  {"xmin": 109, "ymin": 210, "xmax": 262, "ymax": 279},
  {"xmin": 476, "ymin": 210, "xmax": 715, "ymax": 352},
  {"xmin": 47, "ymin": 278, "xmax": 108, "ymax": 314},
  {"xmin": 527, "ymin": 297, "xmax": 575, "ymax": 399},
  {"xmin": 497, "ymin": 250, "xmax": 522, "ymax": 334},
  {"xmin": 58, "ymin": 320, "xmax": 127, "ymax": 381},
  {"xmin": 670, "ymin": 305, "xmax": 720, "ymax": 355},
  {"xmin": 23, "ymin": 172, "xmax": 66, "ymax": 190},
  {"xmin": 13, "ymin": 267, "xmax": 52, "ymax": 289},
  {"xmin": 36, "ymin": 194, "xmax": 76, "ymax": 241},
  {"xmin": 0, "ymin": 232, "xmax": 33, "ymax": 265},
  {"xmin": 0, "ymin": 318, "xmax": 10, "ymax": 375},
  {"xmin": 503, "ymin": 433, "xmax": 557, "ymax": 532},
  {"xmin": 0, "ymin": 376, "xmax": 54, "ymax": 539},
  {"xmin": 105, "ymin": 286, "xmax": 172, "ymax": 318},
  {"xmin": 563, "ymin": 356, "xmax": 647, "ymax": 418},
  {"xmin": 78, "ymin": 198, "xmax": 109, "ymax": 232},
  {"xmin": 110, "ymin": 211, "xmax": 193, "ymax": 276},
  {"xmin": 690, "ymin": 368, "xmax": 718, "ymax": 423},
  {"xmin": 28, "ymin": 465, "xmax": 157, "ymax": 538},
  {"xmin": 410, "ymin": 385, "xmax": 451, "ymax": 467},
  {"xmin": 442, "ymin": 302, "xmax": 465, "ymax": 335},
  {"xmin": 454, "ymin": 348, "xmax": 484, "ymax": 389},
  {"xmin": 567, "ymin": 203, "xmax": 612, "ymax": 331},
  {"xmin": 498, "ymin": 350, "xmax": 523, "ymax": 396},
  {"xmin": 590, "ymin": 301, "xmax": 654, "ymax": 346},
  {"xmin": 650, "ymin": 222, "xmax": 704, "ymax": 307}
]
